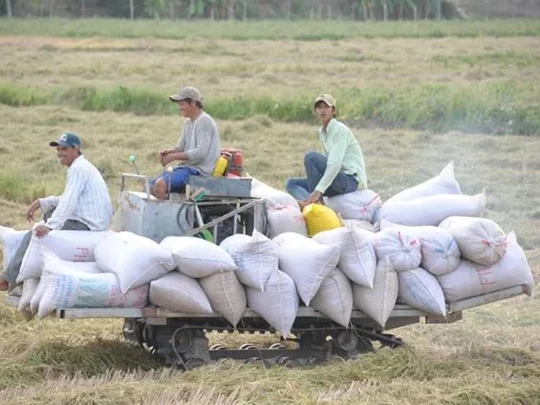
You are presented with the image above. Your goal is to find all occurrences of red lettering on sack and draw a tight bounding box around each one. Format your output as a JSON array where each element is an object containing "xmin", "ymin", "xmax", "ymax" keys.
[
  {"xmin": 477, "ymin": 267, "xmax": 496, "ymax": 286},
  {"xmin": 74, "ymin": 247, "xmax": 90, "ymax": 262}
]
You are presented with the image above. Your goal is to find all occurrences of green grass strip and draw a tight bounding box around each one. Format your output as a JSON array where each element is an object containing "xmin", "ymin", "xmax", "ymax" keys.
[
  {"xmin": 1, "ymin": 81, "xmax": 539, "ymax": 135},
  {"xmin": 1, "ymin": 18, "xmax": 540, "ymax": 40}
]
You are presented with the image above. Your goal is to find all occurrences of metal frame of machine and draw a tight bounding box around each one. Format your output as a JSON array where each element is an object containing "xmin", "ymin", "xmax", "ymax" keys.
[{"xmin": 5, "ymin": 286, "xmax": 525, "ymax": 369}]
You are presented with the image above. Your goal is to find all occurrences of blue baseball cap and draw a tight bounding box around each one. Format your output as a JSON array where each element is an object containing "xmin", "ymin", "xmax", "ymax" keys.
[{"xmin": 49, "ymin": 132, "xmax": 81, "ymax": 148}]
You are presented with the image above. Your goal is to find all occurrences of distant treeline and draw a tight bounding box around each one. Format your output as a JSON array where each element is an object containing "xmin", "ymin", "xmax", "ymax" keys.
[{"xmin": 1, "ymin": 0, "xmax": 466, "ymax": 20}]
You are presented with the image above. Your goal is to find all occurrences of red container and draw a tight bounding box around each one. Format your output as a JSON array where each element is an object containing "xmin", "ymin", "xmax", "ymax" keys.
[{"xmin": 221, "ymin": 148, "xmax": 244, "ymax": 176}]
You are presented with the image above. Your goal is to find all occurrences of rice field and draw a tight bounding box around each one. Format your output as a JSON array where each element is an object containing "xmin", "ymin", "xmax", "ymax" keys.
[{"xmin": 0, "ymin": 18, "xmax": 539, "ymax": 405}]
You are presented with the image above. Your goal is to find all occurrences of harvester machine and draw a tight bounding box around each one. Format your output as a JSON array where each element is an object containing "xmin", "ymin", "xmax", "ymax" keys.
[{"xmin": 6, "ymin": 167, "xmax": 528, "ymax": 370}]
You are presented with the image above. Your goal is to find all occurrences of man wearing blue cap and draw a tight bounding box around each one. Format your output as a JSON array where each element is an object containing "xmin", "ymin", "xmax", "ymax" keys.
[{"xmin": 0, "ymin": 133, "xmax": 113, "ymax": 291}]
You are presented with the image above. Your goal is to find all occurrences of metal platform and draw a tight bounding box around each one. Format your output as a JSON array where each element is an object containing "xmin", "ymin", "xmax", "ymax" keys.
[
  {"xmin": 4, "ymin": 295, "xmax": 424, "ymax": 320},
  {"xmin": 3, "ymin": 286, "xmax": 527, "ymax": 368},
  {"xmin": 4, "ymin": 284, "xmax": 526, "ymax": 327}
]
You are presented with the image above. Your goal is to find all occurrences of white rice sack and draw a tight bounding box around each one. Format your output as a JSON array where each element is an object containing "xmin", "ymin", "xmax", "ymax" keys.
[
  {"xmin": 385, "ymin": 161, "xmax": 461, "ymax": 205},
  {"xmin": 439, "ymin": 216, "xmax": 507, "ymax": 266},
  {"xmin": 200, "ymin": 271, "xmax": 247, "ymax": 327},
  {"xmin": 29, "ymin": 249, "xmax": 104, "ymax": 314},
  {"xmin": 37, "ymin": 267, "xmax": 149, "ymax": 319},
  {"xmin": 267, "ymin": 204, "xmax": 308, "ymax": 238},
  {"xmin": 342, "ymin": 219, "xmax": 377, "ymax": 233},
  {"xmin": 95, "ymin": 232, "xmax": 175, "ymax": 293},
  {"xmin": 310, "ymin": 268, "xmax": 353, "ymax": 327},
  {"xmin": 149, "ymin": 272, "xmax": 212, "ymax": 314},
  {"xmin": 1, "ymin": 227, "xmax": 28, "ymax": 269},
  {"xmin": 398, "ymin": 268, "xmax": 446, "ymax": 316},
  {"xmin": 373, "ymin": 228, "xmax": 422, "ymax": 272},
  {"xmin": 380, "ymin": 220, "xmax": 460, "ymax": 276},
  {"xmin": 18, "ymin": 278, "xmax": 40, "ymax": 319},
  {"xmin": 41, "ymin": 247, "xmax": 102, "ymax": 274},
  {"xmin": 272, "ymin": 232, "xmax": 339, "ymax": 305},
  {"xmin": 324, "ymin": 189, "xmax": 382, "ymax": 222},
  {"xmin": 30, "ymin": 279, "xmax": 46, "ymax": 314},
  {"xmin": 380, "ymin": 192, "xmax": 486, "ymax": 227},
  {"xmin": 313, "ymin": 227, "xmax": 376, "ymax": 288},
  {"xmin": 353, "ymin": 257, "xmax": 398, "ymax": 328},
  {"xmin": 219, "ymin": 230, "xmax": 277, "ymax": 291},
  {"xmin": 438, "ymin": 232, "xmax": 534, "ymax": 302},
  {"xmin": 250, "ymin": 180, "xmax": 298, "ymax": 207},
  {"xmin": 17, "ymin": 227, "xmax": 109, "ymax": 282},
  {"xmin": 160, "ymin": 236, "xmax": 236, "ymax": 278},
  {"xmin": 246, "ymin": 270, "xmax": 299, "ymax": 338}
]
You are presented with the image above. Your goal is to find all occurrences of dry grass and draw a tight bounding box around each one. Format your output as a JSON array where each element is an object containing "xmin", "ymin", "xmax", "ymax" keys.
[
  {"xmin": 1, "ymin": 36, "xmax": 539, "ymax": 97},
  {"xmin": 0, "ymin": 23, "xmax": 539, "ymax": 405}
]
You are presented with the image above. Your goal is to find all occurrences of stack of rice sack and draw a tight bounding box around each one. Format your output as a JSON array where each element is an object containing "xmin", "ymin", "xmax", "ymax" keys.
[
  {"xmin": 7, "ymin": 229, "xmax": 251, "ymax": 327},
  {"xmin": 0, "ymin": 225, "xmax": 300, "ymax": 338},
  {"xmin": 248, "ymin": 178, "xmax": 384, "ymax": 328},
  {"xmin": 8, "ymin": 229, "xmax": 171, "ymax": 320},
  {"xmin": 437, "ymin": 217, "xmax": 534, "ymax": 301},
  {"xmin": 220, "ymin": 230, "xmax": 298, "ymax": 337},
  {"xmin": 376, "ymin": 161, "xmax": 534, "ymax": 314},
  {"xmin": 1, "ymin": 161, "xmax": 534, "ymax": 335},
  {"xmin": 379, "ymin": 162, "xmax": 483, "ymax": 227}
]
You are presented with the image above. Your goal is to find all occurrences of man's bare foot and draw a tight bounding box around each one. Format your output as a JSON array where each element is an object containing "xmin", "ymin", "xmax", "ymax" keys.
[{"xmin": 0, "ymin": 279, "xmax": 9, "ymax": 291}]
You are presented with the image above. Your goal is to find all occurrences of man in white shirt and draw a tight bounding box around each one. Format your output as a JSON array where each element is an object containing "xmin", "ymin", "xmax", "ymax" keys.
[
  {"xmin": 0, "ymin": 132, "xmax": 113, "ymax": 290},
  {"xmin": 150, "ymin": 86, "xmax": 221, "ymax": 200}
]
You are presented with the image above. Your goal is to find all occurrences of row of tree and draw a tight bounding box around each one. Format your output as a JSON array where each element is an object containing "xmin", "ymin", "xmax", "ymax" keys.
[{"xmin": 2, "ymin": 0, "xmax": 466, "ymax": 20}]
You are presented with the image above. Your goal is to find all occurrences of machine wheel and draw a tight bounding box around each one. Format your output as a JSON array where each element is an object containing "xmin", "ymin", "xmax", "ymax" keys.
[
  {"xmin": 269, "ymin": 343, "xmax": 286, "ymax": 350},
  {"xmin": 245, "ymin": 357, "xmax": 263, "ymax": 365},
  {"xmin": 122, "ymin": 318, "xmax": 144, "ymax": 346},
  {"xmin": 239, "ymin": 343, "xmax": 257, "ymax": 350},
  {"xmin": 184, "ymin": 358, "xmax": 206, "ymax": 370},
  {"xmin": 305, "ymin": 357, "xmax": 326, "ymax": 366},
  {"xmin": 172, "ymin": 329, "xmax": 193, "ymax": 354},
  {"xmin": 276, "ymin": 356, "xmax": 299, "ymax": 368},
  {"xmin": 209, "ymin": 344, "xmax": 226, "ymax": 351},
  {"xmin": 332, "ymin": 330, "xmax": 373, "ymax": 359}
]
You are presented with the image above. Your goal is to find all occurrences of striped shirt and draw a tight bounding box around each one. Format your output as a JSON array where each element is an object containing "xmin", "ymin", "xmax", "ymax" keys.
[{"xmin": 39, "ymin": 155, "xmax": 113, "ymax": 231}]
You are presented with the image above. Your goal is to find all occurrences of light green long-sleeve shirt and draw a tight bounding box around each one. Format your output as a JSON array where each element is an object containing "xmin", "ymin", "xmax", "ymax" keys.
[{"xmin": 315, "ymin": 118, "xmax": 367, "ymax": 193}]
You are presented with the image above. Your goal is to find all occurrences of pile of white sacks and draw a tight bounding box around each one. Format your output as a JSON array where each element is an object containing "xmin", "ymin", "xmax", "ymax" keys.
[{"xmin": 0, "ymin": 162, "xmax": 534, "ymax": 337}]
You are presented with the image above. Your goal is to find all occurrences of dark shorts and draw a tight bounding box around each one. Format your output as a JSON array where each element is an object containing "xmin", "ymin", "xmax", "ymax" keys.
[{"xmin": 150, "ymin": 166, "xmax": 200, "ymax": 192}]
